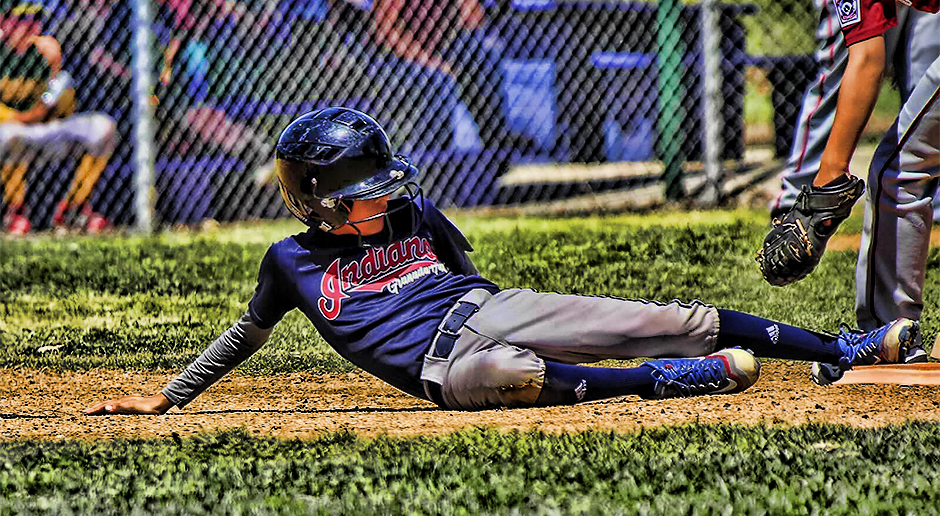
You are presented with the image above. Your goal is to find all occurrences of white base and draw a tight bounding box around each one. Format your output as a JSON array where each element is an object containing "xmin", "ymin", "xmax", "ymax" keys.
[{"xmin": 835, "ymin": 363, "xmax": 940, "ymax": 385}]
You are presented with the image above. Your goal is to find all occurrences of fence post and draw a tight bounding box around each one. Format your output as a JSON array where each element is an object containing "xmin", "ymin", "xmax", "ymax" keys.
[
  {"xmin": 699, "ymin": 0, "xmax": 725, "ymax": 206},
  {"xmin": 131, "ymin": 0, "xmax": 157, "ymax": 234},
  {"xmin": 657, "ymin": 0, "xmax": 687, "ymax": 201}
]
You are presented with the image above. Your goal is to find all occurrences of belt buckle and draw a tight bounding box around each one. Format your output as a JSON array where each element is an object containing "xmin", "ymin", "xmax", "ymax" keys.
[{"xmin": 432, "ymin": 301, "xmax": 478, "ymax": 359}]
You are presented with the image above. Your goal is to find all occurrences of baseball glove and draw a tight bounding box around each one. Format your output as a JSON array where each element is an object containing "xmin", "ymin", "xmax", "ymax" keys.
[{"xmin": 756, "ymin": 175, "xmax": 864, "ymax": 286}]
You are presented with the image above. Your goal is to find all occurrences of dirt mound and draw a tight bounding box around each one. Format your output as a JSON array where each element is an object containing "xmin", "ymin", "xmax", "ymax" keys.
[{"xmin": 3, "ymin": 363, "xmax": 939, "ymax": 441}]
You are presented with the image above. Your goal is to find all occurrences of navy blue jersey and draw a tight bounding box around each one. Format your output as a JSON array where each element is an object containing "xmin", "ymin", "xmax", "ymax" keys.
[{"xmin": 248, "ymin": 197, "xmax": 499, "ymax": 399}]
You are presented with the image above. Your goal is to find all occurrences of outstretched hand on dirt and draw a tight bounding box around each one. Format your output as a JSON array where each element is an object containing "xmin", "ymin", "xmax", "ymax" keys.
[{"xmin": 84, "ymin": 393, "xmax": 174, "ymax": 415}]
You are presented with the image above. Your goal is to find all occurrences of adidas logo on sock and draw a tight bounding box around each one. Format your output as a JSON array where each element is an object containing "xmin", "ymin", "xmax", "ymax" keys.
[
  {"xmin": 766, "ymin": 324, "xmax": 780, "ymax": 345},
  {"xmin": 574, "ymin": 379, "xmax": 587, "ymax": 401}
]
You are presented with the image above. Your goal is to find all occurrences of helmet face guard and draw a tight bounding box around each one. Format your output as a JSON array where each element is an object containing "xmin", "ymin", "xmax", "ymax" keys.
[
  {"xmin": 274, "ymin": 107, "xmax": 422, "ymax": 233},
  {"xmin": 276, "ymin": 156, "xmax": 419, "ymax": 232},
  {"xmin": 344, "ymin": 181, "xmax": 425, "ymax": 243}
]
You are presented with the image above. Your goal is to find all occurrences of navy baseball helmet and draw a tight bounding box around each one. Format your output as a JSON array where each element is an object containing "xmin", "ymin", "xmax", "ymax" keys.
[{"xmin": 275, "ymin": 107, "xmax": 420, "ymax": 232}]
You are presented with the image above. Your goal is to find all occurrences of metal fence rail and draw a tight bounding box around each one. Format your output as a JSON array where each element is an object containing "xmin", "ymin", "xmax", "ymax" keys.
[{"xmin": 1, "ymin": 0, "xmax": 820, "ymax": 234}]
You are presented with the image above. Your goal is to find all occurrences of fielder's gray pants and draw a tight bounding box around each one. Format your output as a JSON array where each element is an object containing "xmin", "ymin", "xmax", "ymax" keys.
[
  {"xmin": 771, "ymin": 4, "xmax": 940, "ymax": 215},
  {"xmin": 856, "ymin": 55, "xmax": 940, "ymax": 331},
  {"xmin": 420, "ymin": 288, "xmax": 719, "ymax": 411},
  {"xmin": 0, "ymin": 113, "xmax": 117, "ymax": 160}
]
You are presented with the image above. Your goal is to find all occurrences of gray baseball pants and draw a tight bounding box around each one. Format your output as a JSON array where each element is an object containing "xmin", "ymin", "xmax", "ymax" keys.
[
  {"xmin": 420, "ymin": 288, "xmax": 719, "ymax": 410},
  {"xmin": 856, "ymin": 55, "xmax": 940, "ymax": 331},
  {"xmin": 0, "ymin": 113, "xmax": 117, "ymax": 160}
]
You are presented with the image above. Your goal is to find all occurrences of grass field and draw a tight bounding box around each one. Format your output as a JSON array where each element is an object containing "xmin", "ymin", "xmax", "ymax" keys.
[{"xmin": 2, "ymin": 207, "xmax": 939, "ymax": 514}]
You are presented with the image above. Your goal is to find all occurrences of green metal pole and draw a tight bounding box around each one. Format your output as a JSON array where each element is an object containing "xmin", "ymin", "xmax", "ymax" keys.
[{"xmin": 656, "ymin": 0, "xmax": 687, "ymax": 200}]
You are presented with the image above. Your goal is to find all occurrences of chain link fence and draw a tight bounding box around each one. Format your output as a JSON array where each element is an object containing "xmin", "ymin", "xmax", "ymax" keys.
[{"xmin": 1, "ymin": 0, "xmax": 823, "ymax": 234}]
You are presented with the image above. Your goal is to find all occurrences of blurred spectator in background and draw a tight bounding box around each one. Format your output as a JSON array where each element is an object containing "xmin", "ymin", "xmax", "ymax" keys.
[
  {"xmin": 152, "ymin": 0, "xmax": 274, "ymax": 224},
  {"xmin": 84, "ymin": 0, "xmax": 131, "ymax": 81},
  {"xmin": 1, "ymin": 1, "xmax": 116, "ymax": 235},
  {"xmin": 254, "ymin": 0, "xmax": 465, "ymax": 183},
  {"xmin": 372, "ymin": 0, "xmax": 519, "ymax": 155},
  {"xmin": 371, "ymin": 0, "xmax": 533, "ymax": 204}
]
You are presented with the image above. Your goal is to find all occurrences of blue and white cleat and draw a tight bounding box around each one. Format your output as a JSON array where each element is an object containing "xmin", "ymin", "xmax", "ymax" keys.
[
  {"xmin": 641, "ymin": 349, "xmax": 761, "ymax": 400},
  {"xmin": 903, "ymin": 331, "xmax": 929, "ymax": 364},
  {"xmin": 811, "ymin": 318, "xmax": 920, "ymax": 386}
]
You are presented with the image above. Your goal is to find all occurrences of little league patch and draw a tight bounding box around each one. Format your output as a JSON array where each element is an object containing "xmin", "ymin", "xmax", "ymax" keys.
[{"xmin": 836, "ymin": 0, "xmax": 861, "ymax": 27}]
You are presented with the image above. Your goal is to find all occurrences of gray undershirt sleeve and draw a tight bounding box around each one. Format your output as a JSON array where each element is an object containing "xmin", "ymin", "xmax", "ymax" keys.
[{"xmin": 161, "ymin": 311, "xmax": 273, "ymax": 408}]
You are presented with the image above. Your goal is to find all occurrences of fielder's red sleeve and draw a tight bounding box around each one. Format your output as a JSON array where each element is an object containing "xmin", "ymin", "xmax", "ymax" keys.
[
  {"xmin": 900, "ymin": 0, "xmax": 940, "ymax": 13},
  {"xmin": 833, "ymin": 0, "xmax": 898, "ymax": 46}
]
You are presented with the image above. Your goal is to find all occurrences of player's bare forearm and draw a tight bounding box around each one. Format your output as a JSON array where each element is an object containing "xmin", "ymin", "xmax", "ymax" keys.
[
  {"xmin": 815, "ymin": 36, "xmax": 886, "ymax": 186},
  {"xmin": 84, "ymin": 393, "xmax": 174, "ymax": 416}
]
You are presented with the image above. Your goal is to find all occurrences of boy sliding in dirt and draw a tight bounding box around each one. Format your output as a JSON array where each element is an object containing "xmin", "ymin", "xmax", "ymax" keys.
[{"xmin": 86, "ymin": 108, "xmax": 917, "ymax": 415}]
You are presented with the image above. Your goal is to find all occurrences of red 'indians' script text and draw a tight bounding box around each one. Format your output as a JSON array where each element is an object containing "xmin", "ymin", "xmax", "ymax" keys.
[{"xmin": 318, "ymin": 236, "xmax": 442, "ymax": 319}]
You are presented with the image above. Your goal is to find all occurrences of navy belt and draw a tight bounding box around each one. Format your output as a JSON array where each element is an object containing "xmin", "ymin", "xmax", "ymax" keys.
[
  {"xmin": 431, "ymin": 301, "xmax": 479, "ymax": 359},
  {"xmin": 425, "ymin": 301, "xmax": 479, "ymax": 408}
]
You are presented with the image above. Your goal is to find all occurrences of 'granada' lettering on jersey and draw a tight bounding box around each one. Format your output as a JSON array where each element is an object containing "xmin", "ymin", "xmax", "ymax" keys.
[{"xmin": 317, "ymin": 236, "xmax": 447, "ymax": 320}]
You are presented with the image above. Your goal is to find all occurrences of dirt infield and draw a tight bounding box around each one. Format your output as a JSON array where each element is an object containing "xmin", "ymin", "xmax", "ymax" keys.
[
  {"xmin": 827, "ymin": 228, "xmax": 940, "ymax": 252},
  {"xmin": 3, "ymin": 362, "xmax": 939, "ymax": 441}
]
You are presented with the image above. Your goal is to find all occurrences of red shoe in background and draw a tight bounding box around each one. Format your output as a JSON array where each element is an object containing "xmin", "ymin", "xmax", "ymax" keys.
[
  {"xmin": 52, "ymin": 200, "xmax": 70, "ymax": 228},
  {"xmin": 53, "ymin": 202, "xmax": 110, "ymax": 233},
  {"xmin": 77, "ymin": 203, "xmax": 110, "ymax": 234},
  {"xmin": 85, "ymin": 211, "xmax": 109, "ymax": 234},
  {"xmin": 3, "ymin": 204, "xmax": 31, "ymax": 236},
  {"xmin": 7, "ymin": 214, "xmax": 31, "ymax": 235}
]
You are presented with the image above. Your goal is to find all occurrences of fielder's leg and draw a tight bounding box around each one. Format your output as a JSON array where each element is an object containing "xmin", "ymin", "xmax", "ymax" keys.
[
  {"xmin": 1, "ymin": 160, "xmax": 30, "ymax": 234},
  {"xmin": 856, "ymin": 57, "xmax": 940, "ymax": 335},
  {"xmin": 1, "ymin": 161, "xmax": 27, "ymax": 209},
  {"xmin": 894, "ymin": 8, "xmax": 940, "ymax": 222},
  {"xmin": 770, "ymin": 0, "xmax": 848, "ymax": 218},
  {"xmin": 52, "ymin": 113, "xmax": 117, "ymax": 231},
  {"xmin": 1, "ymin": 128, "xmax": 32, "ymax": 235},
  {"xmin": 55, "ymin": 154, "xmax": 111, "ymax": 231}
]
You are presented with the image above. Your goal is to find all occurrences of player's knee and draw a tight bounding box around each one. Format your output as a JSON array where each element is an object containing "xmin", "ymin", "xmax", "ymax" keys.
[
  {"xmin": 100, "ymin": 117, "xmax": 118, "ymax": 156},
  {"xmin": 877, "ymin": 173, "xmax": 935, "ymax": 211},
  {"xmin": 672, "ymin": 300, "xmax": 720, "ymax": 356},
  {"xmin": 473, "ymin": 352, "xmax": 543, "ymax": 408},
  {"xmin": 87, "ymin": 115, "xmax": 118, "ymax": 157}
]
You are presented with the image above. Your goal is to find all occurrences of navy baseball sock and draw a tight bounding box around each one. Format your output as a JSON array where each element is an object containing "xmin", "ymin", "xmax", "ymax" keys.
[
  {"xmin": 716, "ymin": 309, "xmax": 842, "ymax": 363},
  {"xmin": 536, "ymin": 360, "xmax": 656, "ymax": 406}
]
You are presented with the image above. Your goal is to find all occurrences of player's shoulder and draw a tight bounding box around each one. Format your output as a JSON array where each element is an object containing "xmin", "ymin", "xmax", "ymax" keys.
[
  {"xmin": 420, "ymin": 196, "xmax": 442, "ymax": 211},
  {"xmin": 255, "ymin": 233, "xmax": 312, "ymax": 278},
  {"xmin": 416, "ymin": 196, "xmax": 446, "ymax": 221},
  {"xmin": 383, "ymin": 196, "xmax": 443, "ymax": 230},
  {"xmin": 262, "ymin": 232, "xmax": 305, "ymax": 260},
  {"xmin": 414, "ymin": 197, "xmax": 473, "ymax": 250},
  {"xmin": 270, "ymin": 230, "xmax": 312, "ymax": 252}
]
